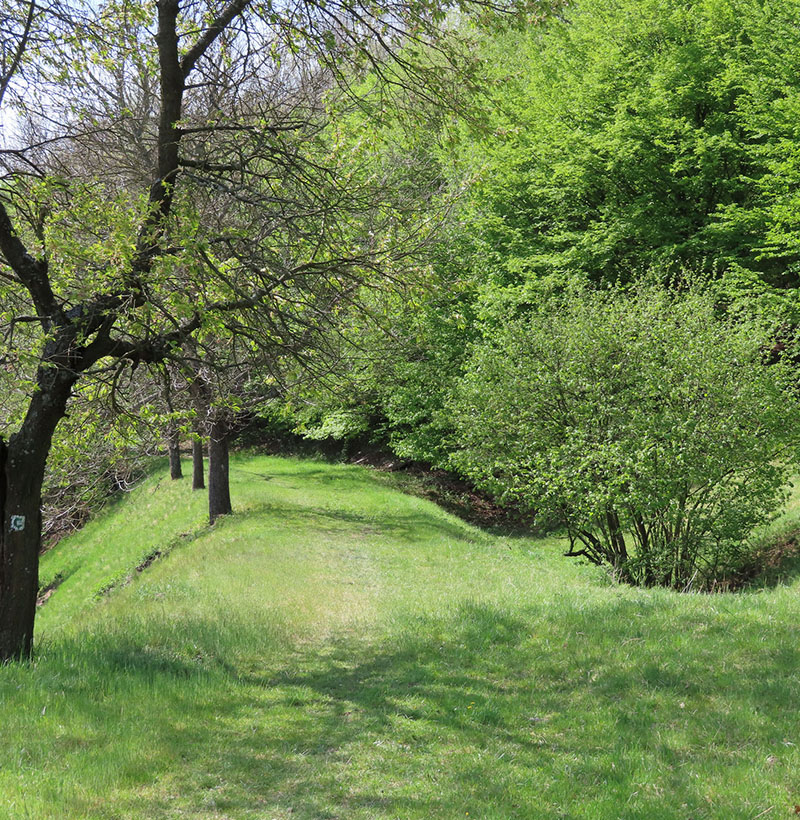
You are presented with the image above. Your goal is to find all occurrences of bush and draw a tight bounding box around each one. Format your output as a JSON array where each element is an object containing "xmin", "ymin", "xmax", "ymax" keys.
[{"xmin": 451, "ymin": 284, "xmax": 800, "ymax": 589}]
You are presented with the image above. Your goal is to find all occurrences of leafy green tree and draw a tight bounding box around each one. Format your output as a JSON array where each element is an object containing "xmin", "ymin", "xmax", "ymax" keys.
[
  {"xmin": 452, "ymin": 284, "xmax": 800, "ymax": 589},
  {"xmin": 451, "ymin": 0, "xmax": 800, "ymax": 303},
  {"xmin": 294, "ymin": 261, "xmax": 481, "ymax": 466}
]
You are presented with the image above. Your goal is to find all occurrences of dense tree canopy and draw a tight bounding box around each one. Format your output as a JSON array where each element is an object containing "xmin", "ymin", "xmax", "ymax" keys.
[
  {"xmin": 307, "ymin": 0, "xmax": 800, "ymax": 463},
  {"xmin": 452, "ymin": 0, "xmax": 800, "ymax": 300}
]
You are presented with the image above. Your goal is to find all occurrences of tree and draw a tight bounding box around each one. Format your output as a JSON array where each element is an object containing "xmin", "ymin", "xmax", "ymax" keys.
[
  {"xmin": 293, "ymin": 262, "xmax": 480, "ymax": 466},
  {"xmin": 444, "ymin": 0, "xmax": 800, "ymax": 302},
  {"xmin": 0, "ymin": 0, "xmax": 534, "ymax": 660},
  {"xmin": 452, "ymin": 283, "xmax": 800, "ymax": 589},
  {"xmin": 189, "ymin": 368, "xmax": 210, "ymax": 491},
  {"xmin": 156, "ymin": 364, "xmax": 185, "ymax": 480},
  {"xmin": 183, "ymin": 337, "xmax": 258, "ymax": 524}
]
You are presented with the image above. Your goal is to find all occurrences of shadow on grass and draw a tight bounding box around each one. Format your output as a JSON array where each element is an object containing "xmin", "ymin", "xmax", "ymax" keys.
[
  {"xmin": 231, "ymin": 462, "xmax": 377, "ymax": 489},
  {"xmin": 17, "ymin": 596, "xmax": 799, "ymax": 818},
  {"xmin": 233, "ymin": 460, "xmax": 540, "ymax": 538},
  {"xmin": 227, "ymin": 497, "xmax": 493, "ymax": 547}
]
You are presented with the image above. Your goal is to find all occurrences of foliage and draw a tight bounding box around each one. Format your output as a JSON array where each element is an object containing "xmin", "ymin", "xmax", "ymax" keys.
[
  {"xmin": 293, "ymin": 262, "xmax": 480, "ymax": 465},
  {"xmin": 452, "ymin": 283, "xmax": 800, "ymax": 588},
  {"xmin": 287, "ymin": 0, "xmax": 800, "ymax": 483},
  {"xmin": 448, "ymin": 0, "xmax": 800, "ymax": 302},
  {"xmin": 296, "ymin": 0, "xmax": 800, "ymax": 465}
]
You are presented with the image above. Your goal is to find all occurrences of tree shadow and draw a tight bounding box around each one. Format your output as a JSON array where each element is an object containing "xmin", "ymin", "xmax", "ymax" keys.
[
  {"xmin": 228, "ymin": 497, "xmax": 493, "ymax": 547},
  {"xmin": 234, "ymin": 459, "xmax": 542, "ymax": 539},
  {"xmin": 16, "ymin": 596, "xmax": 799, "ymax": 818}
]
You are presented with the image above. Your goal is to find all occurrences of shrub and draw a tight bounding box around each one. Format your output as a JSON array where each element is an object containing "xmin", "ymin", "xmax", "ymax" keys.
[{"xmin": 451, "ymin": 284, "xmax": 800, "ymax": 589}]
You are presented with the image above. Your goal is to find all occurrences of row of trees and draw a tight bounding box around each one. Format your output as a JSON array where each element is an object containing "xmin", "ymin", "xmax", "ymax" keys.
[{"xmin": 0, "ymin": 0, "xmax": 539, "ymax": 660}]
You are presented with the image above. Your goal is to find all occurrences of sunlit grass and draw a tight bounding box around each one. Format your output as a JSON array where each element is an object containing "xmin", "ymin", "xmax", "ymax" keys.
[{"xmin": 1, "ymin": 454, "xmax": 799, "ymax": 818}]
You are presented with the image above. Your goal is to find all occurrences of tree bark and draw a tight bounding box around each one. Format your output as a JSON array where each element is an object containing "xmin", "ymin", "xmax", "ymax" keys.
[
  {"xmin": 189, "ymin": 372, "xmax": 209, "ymax": 491},
  {"xmin": 168, "ymin": 427, "xmax": 183, "ymax": 480},
  {"xmin": 208, "ymin": 415, "xmax": 231, "ymax": 523},
  {"xmin": 192, "ymin": 435, "xmax": 205, "ymax": 490},
  {"xmin": 168, "ymin": 427, "xmax": 183, "ymax": 479},
  {"xmin": 605, "ymin": 507, "xmax": 628, "ymax": 566},
  {"xmin": 0, "ymin": 369, "xmax": 76, "ymax": 661}
]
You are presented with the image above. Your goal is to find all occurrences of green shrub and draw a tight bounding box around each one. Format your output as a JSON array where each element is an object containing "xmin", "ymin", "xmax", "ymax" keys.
[{"xmin": 452, "ymin": 284, "xmax": 800, "ymax": 589}]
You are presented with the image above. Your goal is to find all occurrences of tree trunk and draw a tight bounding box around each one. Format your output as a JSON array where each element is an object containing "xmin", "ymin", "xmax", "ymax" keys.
[
  {"xmin": 189, "ymin": 371, "xmax": 209, "ymax": 492},
  {"xmin": 192, "ymin": 435, "xmax": 205, "ymax": 490},
  {"xmin": 0, "ymin": 370, "xmax": 75, "ymax": 661},
  {"xmin": 208, "ymin": 415, "xmax": 231, "ymax": 523},
  {"xmin": 0, "ymin": 446, "xmax": 43, "ymax": 661},
  {"xmin": 168, "ymin": 427, "xmax": 183, "ymax": 480},
  {"xmin": 605, "ymin": 507, "xmax": 628, "ymax": 566}
]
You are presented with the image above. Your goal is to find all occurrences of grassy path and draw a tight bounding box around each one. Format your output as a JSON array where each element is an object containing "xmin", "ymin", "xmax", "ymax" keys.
[{"xmin": 1, "ymin": 455, "xmax": 800, "ymax": 818}]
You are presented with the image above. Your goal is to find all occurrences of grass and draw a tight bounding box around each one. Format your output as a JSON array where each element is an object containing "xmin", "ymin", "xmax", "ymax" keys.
[{"xmin": 2, "ymin": 453, "xmax": 800, "ymax": 818}]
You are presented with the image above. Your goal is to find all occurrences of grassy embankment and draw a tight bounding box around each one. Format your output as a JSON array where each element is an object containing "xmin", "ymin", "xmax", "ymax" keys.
[{"xmin": 1, "ymin": 454, "xmax": 800, "ymax": 819}]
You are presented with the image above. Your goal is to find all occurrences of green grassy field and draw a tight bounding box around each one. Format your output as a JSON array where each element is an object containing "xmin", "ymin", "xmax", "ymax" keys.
[{"xmin": 2, "ymin": 454, "xmax": 800, "ymax": 819}]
